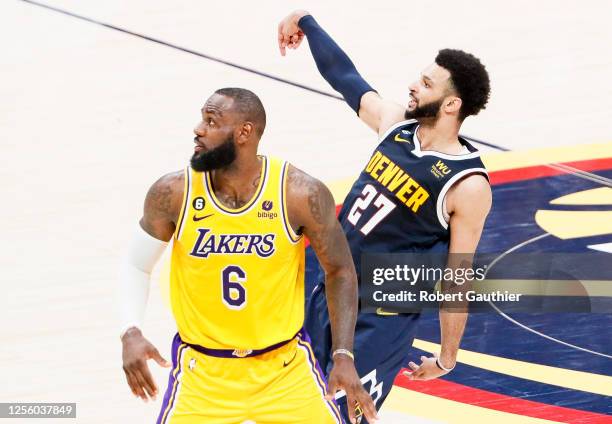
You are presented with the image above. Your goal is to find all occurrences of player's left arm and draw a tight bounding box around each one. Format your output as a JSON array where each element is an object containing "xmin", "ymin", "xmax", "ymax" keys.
[
  {"xmin": 406, "ymin": 174, "xmax": 492, "ymax": 381},
  {"xmin": 286, "ymin": 164, "xmax": 379, "ymax": 423}
]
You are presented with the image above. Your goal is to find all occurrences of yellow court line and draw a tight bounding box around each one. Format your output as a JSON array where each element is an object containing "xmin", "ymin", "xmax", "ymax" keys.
[
  {"xmin": 327, "ymin": 142, "xmax": 612, "ymax": 203},
  {"xmin": 551, "ymin": 187, "xmax": 612, "ymax": 205},
  {"xmin": 472, "ymin": 279, "xmax": 612, "ymax": 297},
  {"xmin": 412, "ymin": 339, "xmax": 612, "ymax": 397},
  {"xmin": 382, "ymin": 385, "xmax": 560, "ymax": 424},
  {"xmin": 482, "ymin": 142, "xmax": 612, "ymax": 172},
  {"xmin": 534, "ymin": 210, "xmax": 612, "ymax": 239}
]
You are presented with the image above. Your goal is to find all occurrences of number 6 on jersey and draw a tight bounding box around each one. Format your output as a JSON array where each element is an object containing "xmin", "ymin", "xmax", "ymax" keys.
[
  {"xmin": 222, "ymin": 265, "xmax": 247, "ymax": 310},
  {"xmin": 347, "ymin": 184, "xmax": 396, "ymax": 235}
]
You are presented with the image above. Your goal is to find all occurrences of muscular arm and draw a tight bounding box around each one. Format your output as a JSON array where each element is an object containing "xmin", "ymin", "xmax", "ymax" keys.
[
  {"xmin": 119, "ymin": 170, "xmax": 184, "ymax": 338},
  {"xmin": 279, "ymin": 11, "xmax": 405, "ymax": 135},
  {"xmin": 139, "ymin": 170, "xmax": 184, "ymax": 241},
  {"xmin": 283, "ymin": 165, "xmax": 381, "ymax": 421},
  {"xmin": 118, "ymin": 170, "xmax": 183, "ymax": 401},
  {"xmin": 286, "ymin": 165, "xmax": 358, "ymax": 352},
  {"xmin": 439, "ymin": 174, "xmax": 491, "ymax": 368}
]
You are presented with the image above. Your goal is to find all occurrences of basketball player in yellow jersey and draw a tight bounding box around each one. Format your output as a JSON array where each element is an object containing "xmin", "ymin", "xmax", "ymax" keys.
[{"xmin": 118, "ymin": 88, "xmax": 378, "ymax": 424}]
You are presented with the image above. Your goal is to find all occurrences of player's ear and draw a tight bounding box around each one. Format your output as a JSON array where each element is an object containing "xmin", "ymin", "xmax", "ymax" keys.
[
  {"xmin": 444, "ymin": 97, "xmax": 462, "ymax": 114},
  {"xmin": 236, "ymin": 122, "xmax": 254, "ymax": 144}
]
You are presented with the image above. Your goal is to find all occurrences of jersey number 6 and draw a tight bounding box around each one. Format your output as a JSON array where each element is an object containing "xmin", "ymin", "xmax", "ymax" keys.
[
  {"xmin": 222, "ymin": 265, "xmax": 247, "ymax": 310},
  {"xmin": 347, "ymin": 184, "xmax": 396, "ymax": 235}
]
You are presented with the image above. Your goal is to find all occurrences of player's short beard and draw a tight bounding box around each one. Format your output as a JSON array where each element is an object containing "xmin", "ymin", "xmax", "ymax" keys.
[
  {"xmin": 404, "ymin": 98, "xmax": 443, "ymax": 121},
  {"xmin": 190, "ymin": 135, "xmax": 237, "ymax": 172}
]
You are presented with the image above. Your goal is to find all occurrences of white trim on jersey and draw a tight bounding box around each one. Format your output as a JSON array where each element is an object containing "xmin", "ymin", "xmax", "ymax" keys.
[
  {"xmin": 377, "ymin": 119, "xmax": 417, "ymax": 143},
  {"xmin": 436, "ymin": 167, "xmax": 489, "ymax": 229},
  {"xmin": 279, "ymin": 161, "xmax": 303, "ymax": 245},
  {"xmin": 413, "ymin": 125, "xmax": 482, "ymax": 160}
]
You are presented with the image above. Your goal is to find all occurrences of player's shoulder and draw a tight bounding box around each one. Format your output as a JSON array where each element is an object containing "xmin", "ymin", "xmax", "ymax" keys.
[
  {"xmin": 455, "ymin": 172, "xmax": 490, "ymax": 193},
  {"xmin": 149, "ymin": 169, "xmax": 185, "ymax": 196},
  {"xmin": 285, "ymin": 163, "xmax": 329, "ymax": 196},
  {"xmin": 284, "ymin": 163, "xmax": 335, "ymax": 216},
  {"xmin": 144, "ymin": 169, "xmax": 185, "ymax": 215},
  {"xmin": 156, "ymin": 169, "xmax": 185, "ymax": 186},
  {"xmin": 449, "ymin": 172, "xmax": 492, "ymax": 211}
]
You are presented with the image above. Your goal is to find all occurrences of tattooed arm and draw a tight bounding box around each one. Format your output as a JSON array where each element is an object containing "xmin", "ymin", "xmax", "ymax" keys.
[
  {"xmin": 140, "ymin": 170, "xmax": 185, "ymax": 241},
  {"xmin": 286, "ymin": 165, "xmax": 356, "ymax": 352},
  {"xmin": 120, "ymin": 170, "xmax": 183, "ymax": 402},
  {"xmin": 286, "ymin": 164, "xmax": 378, "ymax": 423}
]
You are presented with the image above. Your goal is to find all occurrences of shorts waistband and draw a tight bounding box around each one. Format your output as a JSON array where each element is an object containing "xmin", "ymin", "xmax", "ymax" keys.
[{"xmin": 183, "ymin": 330, "xmax": 301, "ymax": 358}]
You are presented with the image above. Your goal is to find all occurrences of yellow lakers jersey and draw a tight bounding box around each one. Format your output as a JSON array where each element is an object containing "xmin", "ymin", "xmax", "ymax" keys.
[{"xmin": 169, "ymin": 156, "xmax": 305, "ymax": 350}]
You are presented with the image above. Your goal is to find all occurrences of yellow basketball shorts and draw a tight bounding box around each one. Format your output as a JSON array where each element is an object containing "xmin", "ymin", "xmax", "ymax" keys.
[{"xmin": 156, "ymin": 331, "xmax": 343, "ymax": 423}]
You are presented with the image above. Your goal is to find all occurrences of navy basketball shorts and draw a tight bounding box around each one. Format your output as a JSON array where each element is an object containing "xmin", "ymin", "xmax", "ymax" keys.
[{"xmin": 305, "ymin": 283, "xmax": 421, "ymax": 424}]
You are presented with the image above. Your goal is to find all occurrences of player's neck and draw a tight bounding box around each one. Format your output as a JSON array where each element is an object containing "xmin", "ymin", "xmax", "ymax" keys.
[
  {"xmin": 416, "ymin": 118, "xmax": 463, "ymax": 154},
  {"xmin": 210, "ymin": 155, "xmax": 263, "ymax": 203}
]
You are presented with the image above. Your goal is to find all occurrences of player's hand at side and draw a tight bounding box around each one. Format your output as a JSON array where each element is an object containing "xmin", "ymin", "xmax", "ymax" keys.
[
  {"xmin": 277, "ymin": 10, "xmax": 309, "ymax": 56},
  {"xmin": 403, "ymin": 355, "xmax": 453, "ymax": 381},
  {"xmin": 326, "ymin": 356, "xmax": 379, "ymax": 424},
  {"xmin": 121, "ymin": 327, "xmax": 171, "ymax": 402}
]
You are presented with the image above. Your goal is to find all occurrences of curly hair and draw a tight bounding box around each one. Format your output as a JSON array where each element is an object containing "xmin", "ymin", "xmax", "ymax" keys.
[{"xmin": 435, "ymin": 49, "xmax": 490, "ymax": 120}]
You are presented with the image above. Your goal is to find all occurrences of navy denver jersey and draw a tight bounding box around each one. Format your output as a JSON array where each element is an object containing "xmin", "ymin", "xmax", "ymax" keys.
[
  {"xmin": 337, "ymin": 119, "xmax": 488, "ymax": 278},
  {"xmin": 306, "ymin": 119, "xmax": 490, "ymax": 423}
]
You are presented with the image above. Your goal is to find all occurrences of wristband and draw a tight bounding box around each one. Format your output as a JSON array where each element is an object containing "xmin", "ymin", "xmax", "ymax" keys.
[
  {"xmin": 332, "ymin": 349, "xmax": 355, "ymax": 361},
  {"xmin": 436, "ymin": 357, "xmax": 456, "ymax": 372}
]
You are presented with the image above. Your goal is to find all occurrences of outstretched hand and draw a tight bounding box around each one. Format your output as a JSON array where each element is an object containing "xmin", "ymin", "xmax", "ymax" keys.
[
  {"xmin": 121, "ymin": 328, "xmax": 171, "ymax": 402},
  {"xmin": 327, "ymin": 356, "xmax": 379, "ymax": 424},
  {"xmin": 277, "ymin": 10, "xmax": 309, "ymax": 56},
  {"xmin": 403, "ymin": 354, "xmax": 453, "ymax": 381}
]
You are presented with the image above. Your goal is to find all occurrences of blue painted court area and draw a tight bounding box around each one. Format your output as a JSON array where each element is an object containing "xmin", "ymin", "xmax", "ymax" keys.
[{"xmin": 306, "ymin": 166, "xmax": 612, "ymax": 417}]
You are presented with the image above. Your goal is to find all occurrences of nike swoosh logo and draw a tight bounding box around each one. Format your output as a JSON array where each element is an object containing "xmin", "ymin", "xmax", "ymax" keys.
[
  {"xmin": 192, "ymin": 213, "xmax": 214, "ymax": 222},
  {"xmin": 283, "ymin": 351, "xmax": 297, "ymax": 367},
  {"xmin": 376, "ymin": 307, "xmax": 399, "ymax": 316},
  {"xmin": 394, "ymin": 134, "xmax": 411, "ymax": 143}
]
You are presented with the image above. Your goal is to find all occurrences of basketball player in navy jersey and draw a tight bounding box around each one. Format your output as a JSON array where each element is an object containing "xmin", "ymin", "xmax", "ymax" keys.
[{"xmin": 277, "ymin": 10, "xmax": 492, "ymax": 422}]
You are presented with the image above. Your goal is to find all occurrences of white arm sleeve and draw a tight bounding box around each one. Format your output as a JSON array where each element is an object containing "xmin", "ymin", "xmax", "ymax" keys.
[{"xmin": 117, "ymin": 224, "xmax": 168, "ymax": 338}]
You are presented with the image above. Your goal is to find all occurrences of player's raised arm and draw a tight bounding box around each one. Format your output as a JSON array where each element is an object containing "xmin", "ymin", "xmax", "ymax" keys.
[
  {"xmin": 278, "ymin": 10, "xmax": 405, "ymax": 135},
  {"xmin": 285, "ymin": 165, "xmax": 378, "ymax": 424},
  {"xmin": 117, "ymin": 171, "xmax": 183, "ymax": 401}
]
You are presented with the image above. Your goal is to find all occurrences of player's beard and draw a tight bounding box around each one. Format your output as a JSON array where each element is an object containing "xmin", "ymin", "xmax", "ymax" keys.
[
  {"xmin": 190, "ymin": 135, "xmax": 237, "ymax": 172},
  {"xmin": 404, "ymin": 98, "xmax": 443, "ymax": 121}
]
